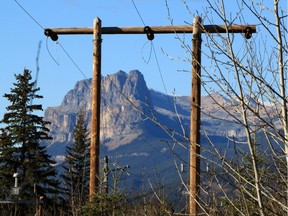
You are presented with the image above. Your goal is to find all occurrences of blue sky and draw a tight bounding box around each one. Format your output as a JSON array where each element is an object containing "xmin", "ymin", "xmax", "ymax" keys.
[
  {"xmin": 1, "ymin": 0, "xmax": 281, "ymax": 119},
  {"xmin": 1, "ymin": 0, "xmax": 207, "ymax": 118}
]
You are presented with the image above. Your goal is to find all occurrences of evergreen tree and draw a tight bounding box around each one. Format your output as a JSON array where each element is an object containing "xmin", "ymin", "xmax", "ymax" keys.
[
  {"xmin": 0, "ymin": 69, "xmax": 59, "ymax": 213},
  {"xmin": 61, "ymin": 110, "xmax": 90, "ymax": 216}
]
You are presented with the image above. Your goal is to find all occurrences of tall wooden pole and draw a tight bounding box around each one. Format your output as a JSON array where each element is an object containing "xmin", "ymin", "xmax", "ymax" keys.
[
  {"xmin": 190, "ymin": 16, "xmax": 202, "ymax": 216},
  {"xmin": 89, "ymin": 17, "xmax": 102, "ymax": 202}
]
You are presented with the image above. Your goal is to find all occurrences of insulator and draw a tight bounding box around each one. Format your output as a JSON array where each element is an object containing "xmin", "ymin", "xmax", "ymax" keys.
[
  {"xmin": 44, "ymin": 29, "xmax": 58, "ymax": 41},
  {"xmin": 244, "ymin": 27, "xmax": 252, "ymax": 39},
  {"xmin": 144, "ymin": 26, "xmax": 154, "ymax": 41}
]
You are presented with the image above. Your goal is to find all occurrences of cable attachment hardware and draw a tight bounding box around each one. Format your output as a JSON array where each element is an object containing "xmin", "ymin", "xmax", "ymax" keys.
[
  {"xmin": 44, "ymin": 29, "xmax": 58, "ymax": 41},
  {"xmin": 243, "ymin": 27, "xmax": 252, "ymax": 39},
  {"xmin": 144, "ymin": 26, "xmax": 154, "ymax": 41}
]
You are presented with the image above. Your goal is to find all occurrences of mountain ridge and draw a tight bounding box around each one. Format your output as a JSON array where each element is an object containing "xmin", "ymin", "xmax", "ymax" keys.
[{"xmin": 44, "ymin": 69, "xmax": 248, "ymax": 153}]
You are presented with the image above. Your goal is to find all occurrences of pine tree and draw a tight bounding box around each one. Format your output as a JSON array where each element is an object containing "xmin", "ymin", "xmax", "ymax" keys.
[
  {"xmin": 0, "ymin": 69, "xmax": 59, "ymax": 212},
  {"xmin": 61, "ymin": 110, "xmax": 90, "ymax": 216}
]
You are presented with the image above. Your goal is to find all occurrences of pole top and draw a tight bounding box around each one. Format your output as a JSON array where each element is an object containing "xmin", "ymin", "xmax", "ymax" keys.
[
  {"xmin": 94, "ymin": 17, "xmax": 102, "ymax": 25},
  {"xmin": 193, "ymin": 16, "xmax": 202, "ymax": 38}
]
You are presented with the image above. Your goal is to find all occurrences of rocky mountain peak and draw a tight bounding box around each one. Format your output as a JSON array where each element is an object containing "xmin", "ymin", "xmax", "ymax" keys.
[
  {"xmin": 45, "ymin": 70, "xmax": 154, "ymax": 150},
  {"xmin": 102, "ymin": 70, "xmax": 150, "ymax": 102}
]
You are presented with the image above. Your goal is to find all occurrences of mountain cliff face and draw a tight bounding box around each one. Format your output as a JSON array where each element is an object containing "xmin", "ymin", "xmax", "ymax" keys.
[
  {"xmin": 44, "ymin": 70, "xmax": 248, "ymax": 152},
  {"xmin": 45, "ymin": 70, "xmax": 158, "ymax": 150}
]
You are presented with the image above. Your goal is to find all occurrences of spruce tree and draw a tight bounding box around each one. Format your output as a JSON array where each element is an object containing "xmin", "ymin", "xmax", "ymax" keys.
[
  {"xmin": 0, "ymin": 69, "xmax": 59, "ymax": 210},
  {"xmin": 61, "ymin": 110, "xmax": 90, "ymax": 216}
]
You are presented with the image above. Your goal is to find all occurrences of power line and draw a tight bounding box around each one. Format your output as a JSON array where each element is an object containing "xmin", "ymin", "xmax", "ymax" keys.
[
  {"xmin": 58, "ymin": 42, "xmax": 88, "ymax": 79},
  {"xmin": 14, "ymin": 0, "xmax": 59, "ymax": 66},
  {"xmin": 151, "ymin": 42, "xmax": 169, "ymax": 96},
  {"xmin": 14, "ymin": 0, "xmax": 45, "ymax": 30},
  {"xmin": 14, "ymin": 0, "xmax": 88, "ymax": 80},
  {"xmin": 130, "ymin": 0, "xmax": 173, "ymax": 109},
  {"xmin": 131, "ymin": 0, "xmax": 146, "ymax": 26},
  {"xmin": 45, "ymin": 38, "xmax": 60, "ymax": 66},
  {"xmin": 141, "ymin": 41, "xmax": 153, "ymax": 64}
]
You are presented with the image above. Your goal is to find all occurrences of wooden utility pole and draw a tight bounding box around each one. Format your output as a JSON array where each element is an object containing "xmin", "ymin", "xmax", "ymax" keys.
[
  {"xmin": 89, "ymin": 18, "xmax": 102, "ymax": 202},
  {"xmin": 44, "ymin": 19, "xmax": 255, "ymax": 215},
  {"xmin": 190, "ymin": 16, "xmax": 202, "ymax": 216}
]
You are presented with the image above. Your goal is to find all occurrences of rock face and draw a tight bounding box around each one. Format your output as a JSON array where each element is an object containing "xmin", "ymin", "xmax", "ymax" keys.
[
  {"xmin": 44, "ymin": 70, "xmax": 247, "ymax": 152},
  {"xmin": 45, "ymin": 70, "xmax": 159, "ymax": 150}
]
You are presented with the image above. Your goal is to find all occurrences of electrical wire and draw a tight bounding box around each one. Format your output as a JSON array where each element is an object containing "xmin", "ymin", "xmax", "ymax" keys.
[
  {"xmin": 58, "ymin": 42, "xmax": 88, "ymax": 79},
  {"xmin": 141, "ymin": 41, "xmax": 153, "ymax": 64},
  {"xmin": 151, "ymin": 42, "xmax": 169, "ymax": 97},
  {"xmin": 131, "ymin": 0, "xmax": 146, "ymax": 26},
  {"xmin": 14, "ymin": 0, "xmax": 45, "ymax": 30},
  {"xmin": 130, "ymin": 0, "xmax": 173, "ymax": 108},
  {"xmin": 46, "ymin": 37, "xmax": 60, "ymax": 66},
  {"xmin": 14, "ymin": 0, "xmax": 88, "ymax": 80}
]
